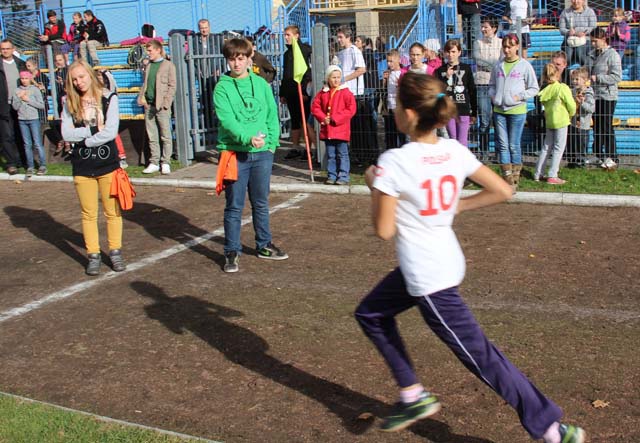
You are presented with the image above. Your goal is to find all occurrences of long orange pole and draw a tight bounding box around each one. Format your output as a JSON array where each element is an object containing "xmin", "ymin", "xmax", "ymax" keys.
[{"xmin": 297, "ymin": 82, "xmax": 314, "ymax": 182}]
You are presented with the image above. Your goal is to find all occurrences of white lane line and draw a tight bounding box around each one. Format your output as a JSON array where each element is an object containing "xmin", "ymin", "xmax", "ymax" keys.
[
  {"xmin": 0, "ymin": 193, "xmax": 310, "ymax": 324},
  {"xmin": 471, "ymin": 300, "xmax": 640, "ymax": 322},
  {"xmin": 0, "ymin": 391, "xmax": 222, "ymax": 442}
]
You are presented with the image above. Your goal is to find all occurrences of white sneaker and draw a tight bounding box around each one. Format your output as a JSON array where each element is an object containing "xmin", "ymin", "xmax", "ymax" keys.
[
  {"xmin": 142, "ymin": 163, "xmax": 160, "ymax": 174},
  {"xmin": 161, "ymin": 163, "xmax": 171, "ymax": 175},
  {"xmin": 601, "ymin": 157, "xmax": 617, "ymax": 170}
]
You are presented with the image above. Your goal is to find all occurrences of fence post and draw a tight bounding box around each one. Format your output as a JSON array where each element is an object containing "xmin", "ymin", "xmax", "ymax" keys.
[
  {"xmin": 311, "ymin": 23, "xmax": 329, "ymax": 170},
  {"xmin": 185, "ymin": 34, "xmax": 203, "ymax": 155},
  {"xmin": 170, "ymin": 33, "xmax": 193, "ymax": 166},
  {"xmin": 46, "ymin": 45, "xmax": 59, "ymax": 120}
]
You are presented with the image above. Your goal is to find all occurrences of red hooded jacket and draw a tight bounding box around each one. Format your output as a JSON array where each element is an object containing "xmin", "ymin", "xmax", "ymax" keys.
[
  {"xmin": 43, "ymin": 20, "xmax": 68, "ymax": 43},
  {"xmin": 311, "ymin": 85, "xmax": 356, "ymax": 142}
]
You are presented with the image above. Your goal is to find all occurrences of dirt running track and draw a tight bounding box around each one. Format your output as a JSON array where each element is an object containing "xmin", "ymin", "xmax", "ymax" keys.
[{"xmin": 0, "ymin": 182, "xmax": 639, "ymax": 443}]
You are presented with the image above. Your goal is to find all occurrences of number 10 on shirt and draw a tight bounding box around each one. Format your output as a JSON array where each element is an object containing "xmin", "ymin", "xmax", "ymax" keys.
[{"xmin": 420, "ymin": 175, "xmax": 458, "ymax": 216}]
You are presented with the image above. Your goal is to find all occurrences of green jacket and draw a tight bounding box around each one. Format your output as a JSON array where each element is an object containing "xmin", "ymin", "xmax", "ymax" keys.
[
  {"xmin": 213, "ymin": 71, "xmax": 280, "ymax": 152},
  {"xmin": 538, "ymin": 81, "xmax": 576, "ymax": 129}
]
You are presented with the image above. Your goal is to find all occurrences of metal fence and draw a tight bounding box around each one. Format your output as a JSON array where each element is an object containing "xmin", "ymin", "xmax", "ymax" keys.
[
  {"xmin": 170, "ymin": 31, "xmax": 289, "ymax": 161},
  {"xmin": 3, "ymin": 0, "xmax": 639, "ymax": 168},
  {"xmin": 315, "ymin": 19, "xmax": 640, "ymax": 167}
]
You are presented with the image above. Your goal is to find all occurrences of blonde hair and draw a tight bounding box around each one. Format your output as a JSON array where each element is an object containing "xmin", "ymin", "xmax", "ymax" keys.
[
  {"xmin": 145, "ymin": 39, "xmax": 167, "ymax": 59},
  {"xmin": 570, "ymin": 66, "xmax": 589, "ymax": 81},
  {"xmin": 541, "ymin": 63, "xmax": 559, "ymax": 85},
  {"xmin": 386, "ymin": 48, "xmax": 400, "ymax": 58},
  {"xmin": 65, "ymin": 60, "xmax": 104, "ymax": 122}
]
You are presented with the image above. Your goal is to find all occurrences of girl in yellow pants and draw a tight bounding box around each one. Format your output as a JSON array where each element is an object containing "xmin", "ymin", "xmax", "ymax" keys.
[{"xmin": 62, "ymin": 60, "xmax": 126, "ymax": 275}]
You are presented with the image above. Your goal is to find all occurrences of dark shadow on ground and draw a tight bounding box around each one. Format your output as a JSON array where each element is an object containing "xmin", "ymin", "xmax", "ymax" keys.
[
  {"xmin": 132, "ymin": 281, "xmax": 494, "ymax": 442},
  {"xmin": 4, "ymin": 206, "xmax": 86, "ymax": 266},
  {"xmin": 122, "ymin": 202, "xmax": 256, "ymax": 269}
]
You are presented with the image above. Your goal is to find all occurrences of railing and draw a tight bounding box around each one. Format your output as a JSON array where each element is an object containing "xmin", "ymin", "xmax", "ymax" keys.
[
  {"xmin": 1, "ymin": 0, "xmax": 272, "ymax": 48},
  {"xmin": 309, "ymin": 0, "xmax": 416, "ymax": 10},
  {"xmin": 0, "ymin": 9, "xmax": 43, "ymax": 50},
  {"xmin": 281, "ymin": 0, "xmax": 312, "ymax": 43}
]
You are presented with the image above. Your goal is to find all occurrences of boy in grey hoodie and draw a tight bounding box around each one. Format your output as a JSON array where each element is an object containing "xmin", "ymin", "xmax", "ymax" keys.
[{"xmin": 12, "ymin": 70, "xmax": 46, "ymax": 175}]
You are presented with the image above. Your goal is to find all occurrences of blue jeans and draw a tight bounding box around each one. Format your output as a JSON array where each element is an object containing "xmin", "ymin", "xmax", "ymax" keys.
[
  {"xmin": 476, "ymin": 86, "xmax": 493, "ymax": 134},
  {"xmin": 326, "ymin": 140, "xmax": 350, "ymax": 182},
  {"xmin": 223, "ymin": 150, "xmax": 273, "ymax": 254},
  {"xmin": 494, "ymin": 112, "xmax": 526, "ymax": 165},
  {"xmin": 563, "ymin": 42, "xmax": 589, "ymax": 67},
  {"xmin": 19, "ymin": 119, "xmax": 45, "ymax": 169},
  {"xmin": 462, "ymin": 13, "xmax": 481, "ymax": 55}
]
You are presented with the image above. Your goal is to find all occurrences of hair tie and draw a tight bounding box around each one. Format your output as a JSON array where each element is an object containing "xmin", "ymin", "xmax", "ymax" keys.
[{"xmin": 436, "ymin": 93, "xmax": 445, "ymax": 99}]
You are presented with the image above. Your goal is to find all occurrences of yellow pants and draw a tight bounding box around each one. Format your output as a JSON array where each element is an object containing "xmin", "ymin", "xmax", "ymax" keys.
[{"xmin": 74, "ymin": 172, "xmax": 122, "ymax": 254}]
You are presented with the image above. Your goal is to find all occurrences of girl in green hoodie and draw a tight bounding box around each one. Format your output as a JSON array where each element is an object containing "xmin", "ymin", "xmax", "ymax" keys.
[{"xmin": 534, "ymin": 63, "xmax": 576, "ymax": 184}]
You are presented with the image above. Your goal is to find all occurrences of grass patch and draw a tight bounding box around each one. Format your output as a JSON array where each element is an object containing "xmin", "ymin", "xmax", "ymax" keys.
[
  {"xmin": 0, "ymin": 160, "xmax": 183, "ymax": 179},
  {"xmin": 3, "ymin": 155, "xmax": 638, "ymax": 195},
  {"xmin": 0, "ymin": 394, "xmax": 196, "ymax": 443},
  {"xmin": 348, "ymin": 165, "xmax": 640, "ymax": 195}
]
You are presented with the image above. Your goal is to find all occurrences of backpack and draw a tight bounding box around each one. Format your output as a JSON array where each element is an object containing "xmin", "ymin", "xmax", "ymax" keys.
[
  {"xmin": 127, "ymin": 43, "xmax": 146, "ymax": 69},
  {"xmin": 141, "ymin": 23, "xmax": 155, "ymax": 38},
  {"xmin": 96, "ymin": 69, "xmax": 118, "ymax": 93},
  {"xmin": 168, "ymin": 28, "xmax": 194, "ymax": 37}
]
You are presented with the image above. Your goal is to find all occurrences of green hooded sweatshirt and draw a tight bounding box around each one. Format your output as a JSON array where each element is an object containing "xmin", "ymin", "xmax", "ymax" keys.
[
  {"xmin": 213, "ymin": 71, "xmax": 280, "ymax": 152},
  {"xmin": 538, "ymin": 81, "xmax": 576, "ymax": 130}
]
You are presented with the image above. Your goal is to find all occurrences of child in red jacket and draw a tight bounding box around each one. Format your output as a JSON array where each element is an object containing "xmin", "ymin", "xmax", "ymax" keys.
[{"xmin": 311, "ymin": 65, "xmax": 356, "ymax": 185}]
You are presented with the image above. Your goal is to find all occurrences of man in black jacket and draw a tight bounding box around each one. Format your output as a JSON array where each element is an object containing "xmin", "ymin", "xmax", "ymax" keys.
[
  {"xmin": 280, "ymin": 25, "xmax": 316, "ymax": 159},
  {"xmin": 0, "ymin": 62, "xmax": 21, "ymax": 174},
  {"xmin": 192, "ymin": 19, "xmax": 225, "ymax": 134},
  {"xmin": 80, "ymin": 10, "xmax": 108, "ymax": 66},
  {"xmin": 1, "ymin": 39, "xmax": 25, "ymax": 173}
]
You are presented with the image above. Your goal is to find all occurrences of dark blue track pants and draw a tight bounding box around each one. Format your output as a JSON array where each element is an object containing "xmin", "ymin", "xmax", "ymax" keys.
[{"xmin": 355, "ymin": 267, "xmax": 563, "ymax": 438}]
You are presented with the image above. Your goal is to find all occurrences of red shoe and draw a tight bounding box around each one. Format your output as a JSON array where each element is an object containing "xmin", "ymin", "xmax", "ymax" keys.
[{"xmin": 547, "ymin": 177, "xmax": 566, "ymax": 185}]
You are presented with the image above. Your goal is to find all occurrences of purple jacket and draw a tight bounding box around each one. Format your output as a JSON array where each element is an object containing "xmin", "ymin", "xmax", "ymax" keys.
[{"xmin": 607, "ymin": 20, "xmax": 631, "ymax": 52}]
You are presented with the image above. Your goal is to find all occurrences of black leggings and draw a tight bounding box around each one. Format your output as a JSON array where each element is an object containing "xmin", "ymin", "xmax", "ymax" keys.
[
  {"xmin": 592, "ymin": 99, "xmax": 617, "ymax": 162},
  {"xmin": 283, "ymin": 87, "xmax": 310, "ymax": 131}
]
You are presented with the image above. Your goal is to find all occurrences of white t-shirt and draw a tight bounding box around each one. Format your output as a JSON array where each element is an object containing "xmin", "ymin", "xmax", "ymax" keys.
[
  {"xmin": 505, "ymin": 0, "xmax": 531, "ymax": 34},
  {"xmin": 373, "ymin": 139, "xmax": 482, "ymax": 297},
  {"xmin": 386, "ymin": 70, "xmax": 402, "ymax": 110},
  {"xmin": 338, "ymin": 45, "xmax": 366, "ymax": 96}
]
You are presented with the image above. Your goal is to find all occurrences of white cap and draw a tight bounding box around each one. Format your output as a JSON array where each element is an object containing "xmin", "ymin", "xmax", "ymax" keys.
[
  {"xmin": 423, "ymin": 38, "xmax": 440, "ymax": 52},
  {"xmin": 325, "ymin": 64, "xmax": 342, "ymax": 81}
]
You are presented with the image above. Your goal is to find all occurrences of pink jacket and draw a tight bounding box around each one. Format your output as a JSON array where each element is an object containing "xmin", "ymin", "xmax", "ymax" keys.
[
  {"xmin": 311, "ymin": 85, "xmax": 356, "ymax": 142},
  {"xmin": 426, "ymin": 57, "xmax": 443, "ymax": 75}
]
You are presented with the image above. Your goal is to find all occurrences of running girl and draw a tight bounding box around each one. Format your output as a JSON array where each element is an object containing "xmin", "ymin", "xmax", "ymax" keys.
[{"xmin": 356, "ymin": 71, "xmax": 585, "ymax": 443}]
